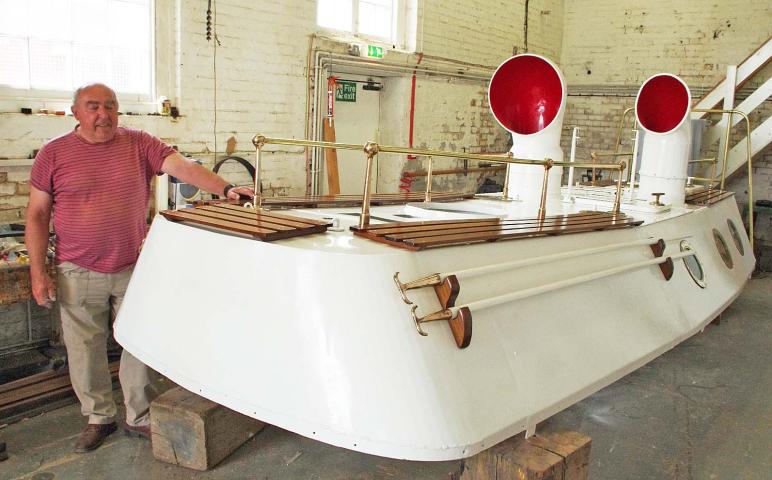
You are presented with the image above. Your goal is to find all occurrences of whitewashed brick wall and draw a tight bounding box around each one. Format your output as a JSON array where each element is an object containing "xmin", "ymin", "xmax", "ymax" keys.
[
  {"xmin": 2, "ymin": 0, "xmax": 768, "ymax": 229},
  {"xmin": 559, "ymin": 0, "xmax": 771, "ymax": 223},
  {"xmin": 562, "ymin": 0, "xmax": 771, "ymax": 88},
  {"xmin": 1, "ymin": 0, "xmax": 565, "ymax": 219}
]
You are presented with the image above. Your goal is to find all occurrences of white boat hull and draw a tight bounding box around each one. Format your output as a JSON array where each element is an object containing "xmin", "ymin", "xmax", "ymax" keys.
[{"xmin": 114, "ymin": 195, "xmax": 753, "ymax": 461}]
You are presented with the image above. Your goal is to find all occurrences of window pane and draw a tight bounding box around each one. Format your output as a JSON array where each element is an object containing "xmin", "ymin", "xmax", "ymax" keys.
[
  {"xmin": 318, "ymin": 0, "xmax": 352, "ymax": 32},
  {"xmin": 112, "ymin": 0, "xmax": 150, "ymax": 49},
  {"xmin": 0, "ymin": 36, "xmax": 30, "ymax": 88},
  {"xmin": 29, "ymin": 38, "xmax": 73, "ymax": 90},
  {"xmin": 71, "ymin": 0, "xmax": 110, "ymax": 44},
  {"xmin": 0, "ymin": 0, "xmax": 152, "ymax": 97},
  {"xmin": 72, "ymin": 43, "xmax": 110, "ymax": 86},
  {"xmin": 110, "ymin": 46, "xmax": 150, "ymax": 94},
  {"xmin": 32, "ymin": 0, "xmax": 72, "ymax": 41},
  {"xmin": 358, "ymin": 0, "xmax": 392, "ymax": 40},
  {"xmin": 0, "ymin": 1, "xmax": 29, "ymax": 37}
]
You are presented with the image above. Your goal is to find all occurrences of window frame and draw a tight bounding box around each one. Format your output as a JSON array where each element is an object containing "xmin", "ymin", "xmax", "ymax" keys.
[
  {"xmin": 0, "ymin": 0, "xmax": 164, "ymax": 114},
  {"xmin": 317, "ymin": 0, "xmax": 409, "ymax": 50}
]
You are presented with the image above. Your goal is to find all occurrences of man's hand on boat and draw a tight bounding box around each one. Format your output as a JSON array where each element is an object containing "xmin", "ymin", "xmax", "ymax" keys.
[{"xmin": 225, "ymin": 185, "xmax": 255, "ymax": 200}]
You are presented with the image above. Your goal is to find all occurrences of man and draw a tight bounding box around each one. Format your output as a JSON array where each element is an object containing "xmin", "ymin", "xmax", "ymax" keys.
[{"xmin": 25, "ymin": 83, "xmax": 253, "ymax": 453}]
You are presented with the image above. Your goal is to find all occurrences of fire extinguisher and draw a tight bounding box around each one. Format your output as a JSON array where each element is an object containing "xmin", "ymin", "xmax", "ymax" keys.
[{"xmin": 326, "ymin": 75, "xmax": 338, "ymax": 127}]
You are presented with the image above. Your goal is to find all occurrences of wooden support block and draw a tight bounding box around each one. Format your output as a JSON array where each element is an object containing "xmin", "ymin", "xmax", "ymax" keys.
[
  {"xmin": 150, "ymin": 386, "xmax": 265, "ymax": 471},
  {"xmin": 456, "ymin": 431, "xmax": 591, "ymax": 480}
]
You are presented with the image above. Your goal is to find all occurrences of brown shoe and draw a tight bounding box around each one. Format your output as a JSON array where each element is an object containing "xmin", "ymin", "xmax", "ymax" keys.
[
  {"xmin": 121, "ymin": 421, "xmax": 151, "ymax": 440},
  {"xmin": 74, "ymin": 422, "xmax": 117, "ymax": 453}
]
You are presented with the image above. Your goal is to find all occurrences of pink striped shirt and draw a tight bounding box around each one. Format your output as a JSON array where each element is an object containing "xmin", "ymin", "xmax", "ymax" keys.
[{"xmin": 30, "ymin": 127, "xmax": 175, "ymax": 273}]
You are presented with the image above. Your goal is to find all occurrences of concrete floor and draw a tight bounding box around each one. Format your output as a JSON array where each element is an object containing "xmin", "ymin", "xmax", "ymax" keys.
[{"xmin": 1, "ymin": 275, "xmax": 769, "ymax": 480}]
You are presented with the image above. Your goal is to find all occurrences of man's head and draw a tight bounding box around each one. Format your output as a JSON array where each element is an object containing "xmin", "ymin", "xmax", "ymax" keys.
[{"xmin": 71, "ymin": 83, "xmax": 119, "ymax": 143}]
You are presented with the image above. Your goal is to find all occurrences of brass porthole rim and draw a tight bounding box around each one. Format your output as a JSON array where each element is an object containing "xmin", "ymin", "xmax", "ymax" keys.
[
  {"xmin": 712, "ymin": 228, "xmax": 734, "ymax": 270},
  {"xmin": 726, "ymin": 219, "xmax": 745, "ymax": 256},
  {"xmin": 680, "ymin": 240, "xmax": 706, "ymax": 289}
]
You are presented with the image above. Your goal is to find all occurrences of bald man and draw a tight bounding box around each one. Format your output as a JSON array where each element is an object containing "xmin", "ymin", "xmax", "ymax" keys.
[{"xmin": 25, "ymin": 83, "xmax": 253, "ymax": 452}]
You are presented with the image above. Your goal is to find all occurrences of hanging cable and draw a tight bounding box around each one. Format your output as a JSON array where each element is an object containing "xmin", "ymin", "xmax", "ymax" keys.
[
  {"xmin": 207, "ymin": 0, "xmax": 222, "ymax": 170},
  {"xmin": 206, "ymin": 0, "xmax": 212, "ymax": 41}
]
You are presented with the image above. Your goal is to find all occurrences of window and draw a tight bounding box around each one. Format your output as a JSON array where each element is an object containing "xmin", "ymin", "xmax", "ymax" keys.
[
  {"xmin": 317, "ymin": 0, "xmax": 400, "ymax": 45},
  {"xmin": 0, "ymin": 0, "xmax": 154, "ymax": 104}
]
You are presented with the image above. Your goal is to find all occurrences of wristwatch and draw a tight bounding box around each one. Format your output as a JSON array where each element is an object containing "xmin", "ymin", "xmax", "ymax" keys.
[{"xmin": 222, "ymin": 183, "xmax": 236, "ymax": 197}]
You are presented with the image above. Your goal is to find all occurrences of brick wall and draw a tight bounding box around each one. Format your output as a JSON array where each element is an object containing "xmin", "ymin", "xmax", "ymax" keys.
[
  {"xmin": 1, "ymin": 0, "xmax": 767, "ymax": 221},
  {"xmin": 559, "ymin": 0, "xmax": 771, "ymax": 246},
  {"xmin": 0, "ymin": 0, "xmax": 565, "ymax": 215}
]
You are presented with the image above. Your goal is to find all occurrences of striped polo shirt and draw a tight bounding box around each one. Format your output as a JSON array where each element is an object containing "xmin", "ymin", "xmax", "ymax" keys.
[{"xmin": 30, "ymin": 127, "xmax": 175, "ymax": 273}]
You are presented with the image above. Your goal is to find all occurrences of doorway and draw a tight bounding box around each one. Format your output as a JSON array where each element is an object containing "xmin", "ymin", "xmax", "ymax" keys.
[{"xmin": 321, "ymin": 75, "xmax": 382, "ymax": 195}]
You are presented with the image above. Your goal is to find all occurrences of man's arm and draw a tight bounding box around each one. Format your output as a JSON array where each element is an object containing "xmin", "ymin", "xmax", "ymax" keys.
[
  {"xmin": 161, "ymin": 152, "xmax": 254, "ymax": 199},
  {"xmin": 25, "ymin": 186, "xmax": 56, "ymax": 308}
]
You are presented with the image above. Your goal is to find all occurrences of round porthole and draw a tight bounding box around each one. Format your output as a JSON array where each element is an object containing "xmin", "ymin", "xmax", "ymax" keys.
[
  {"xmin": 727, "ymin": 219, "xmax": 745, "ymax": 256},
  {"xmin": 680, "ymin": 240, "xmax": 706, "ymax": 288},
  {"xmin": 713, "ymin": 229, "xmax": 733, "ymax": 269}
]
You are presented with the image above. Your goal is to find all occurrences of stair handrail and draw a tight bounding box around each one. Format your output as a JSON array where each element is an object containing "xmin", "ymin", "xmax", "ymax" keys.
[{"xmin": 691, "ymin": 108, "xmax": 754, "ymax": 250}]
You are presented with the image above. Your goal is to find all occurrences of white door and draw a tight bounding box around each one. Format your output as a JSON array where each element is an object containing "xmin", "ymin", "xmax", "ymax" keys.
[{"xmin": 322, "ymin": 75, "xmax": 381, "ymax": 195}]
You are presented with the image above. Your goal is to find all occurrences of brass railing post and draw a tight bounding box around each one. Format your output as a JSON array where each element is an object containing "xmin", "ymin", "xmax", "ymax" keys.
[
  {"xmin": 613, "ymin": 162, "xmax": 626, "ymax": 214},
  {"xmin": 690, "ymin": 108, "xmax": 754, "ymax": 250},
  {"xmin": 425, "ymin": 156, "xmax": 433, "ymax": 202},
  {"xmin": 719, "ymin": 111, "xmax": 733, "ymax": 191},
  {"xmin": 252, "ymin": 134, "xmax": 266, "ymax": 210},
  {"xmin": 359, "ymin": 141, "xmax": 379, "ymax": 229},
  {"xmin": 537, "ymin": 159, "xmax": 553, "ymax": 221},
  {"xmin": 613, "ymin": 106, "xmax": 635, "ymax": 156},
  {"xmin": 501, "ymin": 152, "xmax": 512, "ymax": 200}
]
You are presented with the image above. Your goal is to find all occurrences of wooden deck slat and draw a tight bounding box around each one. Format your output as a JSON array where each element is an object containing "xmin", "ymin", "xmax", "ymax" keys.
[
  {"xmin": 162, "ymin": 210, "xmax": 280, "ymax": 236},
  {"xmin": 351, "ymin": 211, "xmax": 642, "ymax": 250},
  {"xmin": 404, "ymin": 219, "xmax": 641, "ymax": 247},
  {"xmin": 385, "ymin": 214, "xmax": 634, "ymax": 241},
  {"xmin": 685, "ymin": 189, "xmax": 734, "ymax": 206},
  {"xmin": 201, "ymin": 205, "xmax": 326, "ymax": 228},
  {"xmin": 210, "ymin": 204, "xmax": 332, "ymax": 226},
  {"xmin": 161, "ymin": 208, "xmax": 328, "ymax": 241},
  {"xmin": 350, "ymin": 217, "xmax": 500, "ymax": 232},
  {"xmin": 185, "ymin": 208, "xmax": 296, "ymax": 231},
  {"xmin": 367, "ymin": 211, "xmax": 618, "ymax": 237}
]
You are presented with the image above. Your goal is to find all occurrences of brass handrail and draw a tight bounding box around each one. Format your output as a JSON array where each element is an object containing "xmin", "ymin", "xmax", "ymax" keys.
[
  {"xmin": 252, "ymin": 135, "xmax": 626, "ymax": 227},
  {"xmin": 613, "ymin": 106, "xmax": 637, "ymax": 183},
  {"xmin": 690, "ymin": 109, "xmax": 754, "ymax": 250},
  {"xmin": 613, "ymin": 107, "xmax": 636, "ymax": 155}
]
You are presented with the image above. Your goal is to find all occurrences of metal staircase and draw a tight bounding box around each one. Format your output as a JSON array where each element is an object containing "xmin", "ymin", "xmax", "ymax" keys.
[{"xmin": 691, "ymin": 37, "xmax": 772, "ymax": 179}]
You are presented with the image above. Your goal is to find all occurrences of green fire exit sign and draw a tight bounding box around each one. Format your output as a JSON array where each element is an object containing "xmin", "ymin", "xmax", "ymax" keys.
[
  {"xmin": 366, "ymin": 45, "xmax": 384, "ymax": 59},
  {"xmin": 335, "ymin": 80, "xmax": 357, "ymax": 102}
]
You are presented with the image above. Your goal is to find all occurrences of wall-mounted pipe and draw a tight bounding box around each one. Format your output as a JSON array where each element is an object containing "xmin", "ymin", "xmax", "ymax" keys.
[
  {"xmin": 307, "ymin": 49, "xmax": 496, "ymax": 195},
  {"xmin": 402, "ymin": 166, "xmax": 506, "ymax": 178}
]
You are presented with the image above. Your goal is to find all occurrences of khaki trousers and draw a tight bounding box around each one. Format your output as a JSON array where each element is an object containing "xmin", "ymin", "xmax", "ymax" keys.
[{"xmin": 57, "ymin": 261, "xmax": 154, "ymax": 426}]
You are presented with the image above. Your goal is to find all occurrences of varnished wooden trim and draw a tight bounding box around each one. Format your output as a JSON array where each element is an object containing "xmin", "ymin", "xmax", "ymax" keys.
[
  {"xmin": 450, "ymin": 307, "xmax": 473, "ymax": 349},
  {"xmin": 434, "ymin": 275, "xmax": 460, "ymax": 308}
]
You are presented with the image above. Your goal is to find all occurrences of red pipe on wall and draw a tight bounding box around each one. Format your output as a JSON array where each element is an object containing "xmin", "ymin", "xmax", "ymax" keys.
[{"xmin": 401, "ymin": 53, "xmax": 424, "ymax": 192}]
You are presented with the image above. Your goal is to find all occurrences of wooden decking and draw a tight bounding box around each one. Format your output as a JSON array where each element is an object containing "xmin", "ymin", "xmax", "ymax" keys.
[
  {"xmin": 160, "ymin": 204, "xmax": 331, "ymax": 241},
  {"xmin": 351, "ymin": 211, "xmax": 643, "ymax": 251},
  {"xmin": 685, "ymin": 189, "xmax": 734, "ymax": 206}
]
